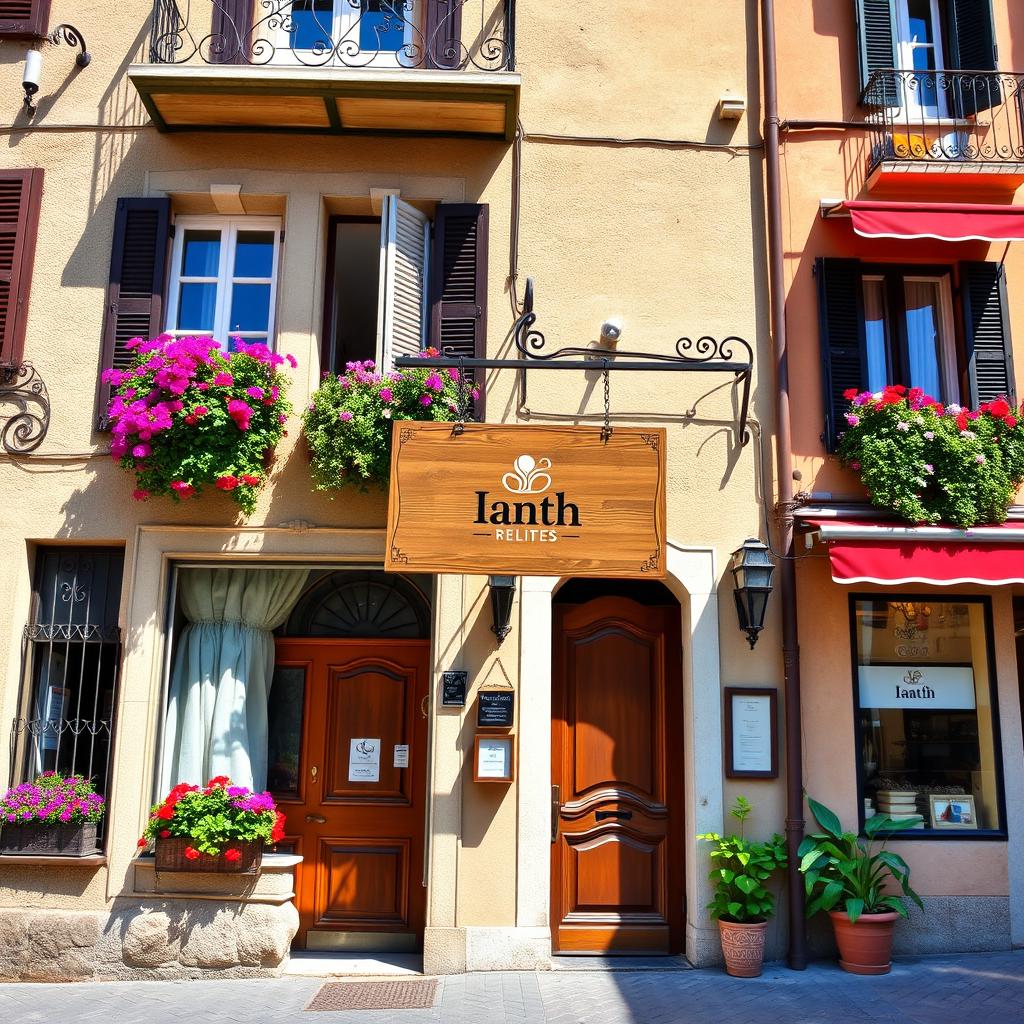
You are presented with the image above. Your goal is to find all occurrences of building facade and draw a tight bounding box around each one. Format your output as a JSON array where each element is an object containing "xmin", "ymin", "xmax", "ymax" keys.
[{"xmin": 0, "ymin": 0, "xmax": 777, "ymax": 980}]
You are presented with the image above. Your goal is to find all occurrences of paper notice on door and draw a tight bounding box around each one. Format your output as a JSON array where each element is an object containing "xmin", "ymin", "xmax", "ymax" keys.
[
  {"xmin": 348, "ymin": 738, "xmax": 381, "ymax": 782},
  {"xmin": 393, "ymin": 744, "xmax": 409, "ymax": 768}
]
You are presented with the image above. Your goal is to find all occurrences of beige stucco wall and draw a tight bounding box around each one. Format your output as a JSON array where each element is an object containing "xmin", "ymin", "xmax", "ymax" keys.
[{"xmin": 0, "ymin": 0, "xmax": 775, "ymax": 967}]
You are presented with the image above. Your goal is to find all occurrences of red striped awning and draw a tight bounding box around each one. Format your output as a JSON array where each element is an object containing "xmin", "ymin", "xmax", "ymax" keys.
[
  {"xmin": 823, "ymin": 200, "xmax": 1024, "ymax": 243},
  {"xmin": 807, "ymin": 520, "xmax": 1024, "ymax": 586}
]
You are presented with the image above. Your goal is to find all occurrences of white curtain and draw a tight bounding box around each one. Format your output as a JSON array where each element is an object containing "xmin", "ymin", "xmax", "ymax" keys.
[
  {"xmin": 904, "ymin": 280, "xmax": 944, "ymax": 401},
  {"xmin": 160, "ymin": 568, "xmax": 309, "ymax": 793}
]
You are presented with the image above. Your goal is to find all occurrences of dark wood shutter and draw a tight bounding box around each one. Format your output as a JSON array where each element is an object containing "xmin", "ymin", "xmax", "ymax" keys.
[
  {"xmin": 210, "ymin": 0, "xmax": 253, "ymax": 64},
  {"xmin": 817, "ymin": 258, "xmax": 867, "ymax": 452},
  {"xmin": 961, "ymin": 261, "xmax": 1015, "ymax": 406},
  {"xmin": 0, "ymin": 0, "xmax": 51, "ymax": 38},
  {"xmin": 424, "ymin": 0, "xmax": 463, "ymax": 69},
  {"xmin": 0, "ymin": 169, "xmax": 43, "ymax": 368},
  {"xmin": 430, "ymin": 204, "xmax": 488, "ymax": 417},
  {"xmin": 947, "ymin": 0, "xmax": 999, "ymax": 115},
  {"xmin": 855, "ymin": 0, "xmax": 900, "ymax": 107},
  {"xmin": 96, "ymin": 198, "xmax": 171, "ymax": 428}
]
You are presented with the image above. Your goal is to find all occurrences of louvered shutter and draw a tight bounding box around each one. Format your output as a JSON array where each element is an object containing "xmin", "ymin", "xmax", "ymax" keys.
[
  {"xmin": 210, "ymin": 0, "xmax": 253, "ymax": 64},
  {"xmin": 947, "ymin": 0, "xmax": 999, "ymax": 116},
  {"xmin": 96, "ymin": 198, "xmax": 171, "ymax": 428},
  {"xmin": 378, "ymin": 196, "xmax": 430, "ymax": 370},
  {"xmin": 430, "ymin": 204, "xmax": 488, "ymax": 417},
  {"xmin": 961, "ymin": 262, "xmax": 1015, "ymax": 406},
  {"xmin": 0, "ymin": 169, "xmax": 43, "ymax": 368},
  {"xmin": 817, "ymin": 258, "xmax": 867, "ymax": 452},
  {"xmin": 855, "ymin": 0, "xmax": 900, "ymax": 107},
  {"xmin": 424, "ymin": 0, "xmax": 463, "ymax": 69},
  {"xmin": 0, "ymin": 0, "xmax": 51, "ymax": 37}
]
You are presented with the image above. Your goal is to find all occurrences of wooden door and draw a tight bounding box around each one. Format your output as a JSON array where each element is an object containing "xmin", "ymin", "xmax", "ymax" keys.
[
  {"xmin": 551, "ymin": 596, "xmax": 684, "ymax": 954},
  {"xmin": 271, "ymin": 639, "xmax": 430, "ymax": 950}
]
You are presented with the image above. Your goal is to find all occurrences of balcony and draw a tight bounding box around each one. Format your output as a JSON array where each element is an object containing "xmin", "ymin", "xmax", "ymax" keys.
[
  {"xmin": 129, "ymin": 0, "xmax": 519, "ymax": 140},
  {"xmin": 865, "ymin": 69, "xmax": 1024, "ymax": 193}
]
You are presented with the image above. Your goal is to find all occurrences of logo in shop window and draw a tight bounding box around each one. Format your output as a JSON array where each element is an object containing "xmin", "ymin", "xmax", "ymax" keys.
[{"xmin": 502, "ymin": 455, "xmax": 552, "ymax": 494}]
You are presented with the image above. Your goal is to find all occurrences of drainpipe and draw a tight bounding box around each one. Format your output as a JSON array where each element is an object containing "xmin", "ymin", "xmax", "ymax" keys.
[{"xmin": 759, "ymin": 0, "xmax": 807, "ymax": 969}]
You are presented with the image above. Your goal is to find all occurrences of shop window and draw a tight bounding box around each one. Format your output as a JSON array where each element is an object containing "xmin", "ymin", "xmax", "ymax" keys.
[
  {"xmin": 10, "ymin": 547, "xmax": 124, "ymax": 845},
  {"xmin": 852, "ymin": 596, "xmax": 1005, "ymax": 836}
]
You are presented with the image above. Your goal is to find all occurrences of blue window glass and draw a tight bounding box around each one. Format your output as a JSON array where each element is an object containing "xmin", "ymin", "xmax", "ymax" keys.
[
  {"xmin": 360, "ymin": 0, "xmax": 406, "ymax": 52},
  {"xmin": 182, "ymin": 230, "xmax": 221, "ymax": 277},
  {"xmin": 177, "ymin": 283, "xmax": 217, "ymax": 331},
  {"xmin": 290, "ymin": 0, "xmax": 334, "ymax": 50},
  {"xmin": 229, "ymin": 284, "xmax": 272, "ymax": 333},
  {"xmin": 904, "ymin": 281, "xmax": 943, "ymax": 400},
  {"xmin": 862, "ymin": 280, "xmax": 890, "ymax": 393},
  {"xmin": 234, "ymin": 231, "xmax": 275, "ymax": 278}
]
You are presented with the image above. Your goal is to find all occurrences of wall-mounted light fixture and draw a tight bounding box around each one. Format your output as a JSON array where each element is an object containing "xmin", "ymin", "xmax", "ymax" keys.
[
  {"xmin": 730, "ymin": 538, "xmax": 775, "ymax": 650},
  {"xmin": 488, "ymin": 575, "xmax": 516, "ymax": 646},
  {"xmin": 23, "ymin": 25, "xmax": 91, "ymax": 114}
]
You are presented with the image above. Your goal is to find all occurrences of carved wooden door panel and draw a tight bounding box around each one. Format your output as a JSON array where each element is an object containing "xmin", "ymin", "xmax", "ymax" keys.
[
  {"xmin": 551, "ymin": 596, "xmax": 684, "ymax": 954},
  {"xmin": 271, "ymin": 639, "xmax": 429, "ymax": 950}
]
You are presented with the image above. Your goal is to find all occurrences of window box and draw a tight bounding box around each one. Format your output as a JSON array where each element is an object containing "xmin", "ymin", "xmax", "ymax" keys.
[
  {"xmin": 154, "ymin": 837, "xmax": 263, "ymax": 875},
  {"xmin": 0, "ymin": 822, "xmax": 98, "ymax": 857}
]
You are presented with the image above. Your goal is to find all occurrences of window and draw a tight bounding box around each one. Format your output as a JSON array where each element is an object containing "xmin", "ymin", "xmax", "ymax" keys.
[
  {"xmin": 852, "ymin": 596, "xmax": 1005, "ymax": 836},
  {"xmin": 10, "ymin": 548, "xmax": 124, "ymax": 846},
  {"xmin": 817, "ymin": 259, "xmax": 1015, "ymax": 451},
  {"xmin": 894, "ymin": 0, "xmax": 948, "ymax": 115},
  {"xmin": 164, "ymin": 217, "xmax": 281, "ymax": 352},
  {"xmin": 276, "ymin": 0, "xmax": 415, "ymax": 65},
  {"xmin": 0, "ymin": 0, "xmax": 52, "ymax": 38}
]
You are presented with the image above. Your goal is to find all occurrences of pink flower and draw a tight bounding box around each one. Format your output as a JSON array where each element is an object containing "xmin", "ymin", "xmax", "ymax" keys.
[
  {"xmin": 420, "ymin": 395, "xmax": 433, "ymax": 407},
  {"xmin": 339, "ymin": 411, "xmax": 353, "ymax": 422},
  {"xmin": 976, "ymin": 454, "xmax": 986, "ymax": 464},
  {"xmin": 379, "ymin": 388, "xmax": 393, "ymax": 404},
  {"xmin": 471, "ymin": 388, "xmax": 480, "ymax": 402},
  {"xmin": 170, "ymin": 480, "xmax": 195, "ymax": 499},
  {"xmin": 132, "ymin": 489, "xmax": 150, "ymax": 501},
  {"xmin": 286, "ymin": 354, "xmax": 298, "ymax": 368},
  {"xmin": 246, "ymin": 386, "xmax": 264, "ymax": 400},
  {"xmin": 924, "ymin": 431, "xmax": 935, "ymax": 440},
  {"xmin": 213, "ymin": 372, "xmax": 234, "ymax": 387},
  {"xmin": 424, "ymin": 372, "xmax": 444, "ymax": 392},
  {"xmin": 278, "ymin": 414, "xmax": 287, "ymax": 424},
  {"xmin": 447, "ymin": 367, "xmax": 459, "ymax": 381},
  {"xmin": 131, "ymin": 443, "xmax": 151, "ymax": 458},
  {"xmin": 844, "ymin": 413, "xmax": 860, "ymax": 427}
]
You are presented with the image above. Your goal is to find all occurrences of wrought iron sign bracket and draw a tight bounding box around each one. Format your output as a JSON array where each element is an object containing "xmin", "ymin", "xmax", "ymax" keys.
[
  {"xmin": 0, "ymin": 362, "xmax": 51, "ymax": 454},
  {"xmin": 395, "ymin": 278, "xmax": 754, "ymax": 445}
]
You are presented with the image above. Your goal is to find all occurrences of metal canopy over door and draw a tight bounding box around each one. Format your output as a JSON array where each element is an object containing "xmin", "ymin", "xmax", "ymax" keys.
[
  {"xmin": 551, "ymin": 591, "xmax": 684, "ymax": 954},
  {"xmin": 272, "ymin": 637, "xmax": 430, "ymax": 950}
]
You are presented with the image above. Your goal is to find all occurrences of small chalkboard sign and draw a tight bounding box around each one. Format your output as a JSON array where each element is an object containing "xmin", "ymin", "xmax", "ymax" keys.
[
  {"xmin": 441, "ymin": 671, "xmax": 468, "ymax": 707},
  {"xmin": 477, "ymin": 690, "xmax": 514, "ymax": 728}
]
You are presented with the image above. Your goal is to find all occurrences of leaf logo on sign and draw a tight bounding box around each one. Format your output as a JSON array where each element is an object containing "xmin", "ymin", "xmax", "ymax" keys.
[
  {"xmin": 502, "ymin": 454, "xmax": 552, "ymax": 494},
  {"xmin": 903, "ymin": 669, "xmax": 923, "ymax": 687}
]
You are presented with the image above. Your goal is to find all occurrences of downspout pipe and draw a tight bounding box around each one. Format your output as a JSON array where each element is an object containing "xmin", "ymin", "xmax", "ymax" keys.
[{"xmin": 759, "ymin": 0, "xmax": 808, "ymax": 970}]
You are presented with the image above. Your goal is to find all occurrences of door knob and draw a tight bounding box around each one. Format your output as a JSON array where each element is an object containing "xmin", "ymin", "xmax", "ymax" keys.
[
  {"xmin": 310, "ymin": 765, "xmax": 319, "ymax": 782},
  {"xmin": 305, "ymin": 813, "xmax": 326, "ymax": 824},
  {"xmin": 551, "ymin": 784, "xmax": 561, "ymax": 844}
]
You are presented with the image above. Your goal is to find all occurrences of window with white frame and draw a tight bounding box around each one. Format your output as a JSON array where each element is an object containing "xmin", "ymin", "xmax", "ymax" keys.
[
  {"xmin": 894, "ymin": 0, "xmax": 949, "ymax": 116},
  {"xmin": 165, "ymin": 216, "xmax": 281, "ymax": 352},
  {"xmin": 278, "ymin": 0, "xmax": 415, "ymax": 65}
]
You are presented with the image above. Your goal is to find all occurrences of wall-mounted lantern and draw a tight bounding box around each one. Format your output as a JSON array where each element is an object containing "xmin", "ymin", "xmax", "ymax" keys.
[
  {"xmin": 23, "ymin": 25, "xmax": 91, "ymax": 114},
  {"xmin": 488, "ymin": 575, "xmax": 516, "ymax": 646},
  {"xmin": 730, "ymin": 538, "xmax": 775, "ymax": 650}
]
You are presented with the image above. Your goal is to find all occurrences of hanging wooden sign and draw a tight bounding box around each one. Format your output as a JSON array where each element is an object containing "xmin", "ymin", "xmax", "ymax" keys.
[{"xmin": 385, "ymin": 423, "xmax": 666, "ymax": 577}]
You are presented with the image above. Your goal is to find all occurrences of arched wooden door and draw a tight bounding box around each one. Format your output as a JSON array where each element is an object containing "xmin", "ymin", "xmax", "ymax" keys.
[{"xmin": 551, "ymin": 594, "xmax": 685, "ymax": 954}]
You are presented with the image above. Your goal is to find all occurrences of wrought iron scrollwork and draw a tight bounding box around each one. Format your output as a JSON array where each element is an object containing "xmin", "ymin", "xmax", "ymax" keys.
[{"xmin": 0, "ymin": 363, "xmax": 50, "ymax": 455}]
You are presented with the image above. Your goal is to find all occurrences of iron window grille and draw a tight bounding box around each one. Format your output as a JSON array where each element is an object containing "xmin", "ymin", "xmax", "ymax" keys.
[{"xmin": 9, "ymin": 547, "xmax": 124, "ymax": 845}]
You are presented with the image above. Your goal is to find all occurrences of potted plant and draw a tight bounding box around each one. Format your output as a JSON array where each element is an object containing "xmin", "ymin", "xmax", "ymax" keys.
[
  {"xmin": 837, "ymin": 385, "xmax": 1024, "ymax": 527},
  {"xmin": 0, "ymin": 772, "xmax": 105, "ymax": 856},
  {"xmin": 138, "ymin": 777, "xmax": 286, "ymax": 874},
  {"xmin": 302, "ymin": 350, "xmax": 472, "ymax": 493},
  {"xmin": 698, "ymin": 796, "xmax": 787, "ymax": 977},
  {"xmin": 102, "ymin": 334, "xmax": 295, "ymax": 515},
  {"xmin": 798, "ymin": 795, "xmax": 924, "ymax": 975}
]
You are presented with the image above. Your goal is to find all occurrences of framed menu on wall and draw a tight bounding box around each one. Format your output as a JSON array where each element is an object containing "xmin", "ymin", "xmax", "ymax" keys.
[{"xmin": 725, "ymin": 687, "xmax": 778, "ymax": 779}]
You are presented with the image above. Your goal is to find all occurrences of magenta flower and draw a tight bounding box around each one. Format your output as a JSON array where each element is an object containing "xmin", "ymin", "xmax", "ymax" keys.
[
  {"xmin": 420, "ymin": 395, "xmax": 433, "ymax": 407},
  {"xmin": 379, "ymin": 388, "xmax": 394, "ymax": 403},
  {"xmin": 339, "ymin": 410, "xmax": 353, "ymax": 422},
  {"xmin": 131, "ymin": 443, "xmax": 151, "ymax": 459},
  {"xmin": 424, "ymin": 372, "xmax": 444, "ymax": 392},
  {"xmin": 213, "ymin": 372, "xmax": 234, "ymax": 387},
  {"xmin": 246, "ymin": 386, "xmax": 265, "ymax": 400}
]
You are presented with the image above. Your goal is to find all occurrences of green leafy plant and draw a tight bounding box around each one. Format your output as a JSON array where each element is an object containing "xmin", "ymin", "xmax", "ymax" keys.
[
  {"xmin": 837, "ymin": 385, "xmax": 1024, "ymax": 527},
  {"xmin": 302, "ymin": 351, "xmax": 472, "ymax": 493},
  {"xmin": 798, "ymin": 795, "xmax": 924, "ymax": 923},
  {"xmin": 698, "ymin": 796, "xmax": 787, "ymax": 923}
]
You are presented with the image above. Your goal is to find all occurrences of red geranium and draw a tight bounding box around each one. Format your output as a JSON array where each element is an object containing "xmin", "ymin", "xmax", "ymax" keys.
[
  {"xmin": 271, "ymin": 810, "xmax": 287, "ymax": 844},
  {"xmin": 224, "ymin": 848, "xmax": 242, "ymax": 863},
  {"xmin": 184, "ymin": 846, "xmax": 200, "ymax": 861}
]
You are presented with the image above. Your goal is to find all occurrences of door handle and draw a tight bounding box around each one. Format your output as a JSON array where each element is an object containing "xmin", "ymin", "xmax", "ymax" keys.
[
  {"xmin": 305, "ymin": 813, "xmax": 326, "ymax": 824},
  {"xmin": 596, "ymin": 810, "xmax": 633, "ymax": 822},
  {"xmin": 551, "ymin": 785, "xmax": 560, "ymax": 844}
]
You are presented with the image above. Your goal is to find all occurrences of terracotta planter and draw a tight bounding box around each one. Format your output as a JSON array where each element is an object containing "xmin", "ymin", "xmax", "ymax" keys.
[
  {"xmin": 0, "ymin": 822, "xmax": 98, "ymax": 857},
  {"xmin": 828, "ymin": 910, "xmax": 899, "ymax": 975},
  {"xmin": 718, "ymin": 919, "xmax": 768, "ymax": 977},
  {"xmin": 154, "ymin": 837, "xmax": 262, "ymax": 875}
]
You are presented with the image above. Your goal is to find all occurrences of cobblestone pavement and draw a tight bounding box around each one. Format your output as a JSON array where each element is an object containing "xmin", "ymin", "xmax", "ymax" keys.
[{"xmin": 1, "ymin": 952, "xmax": 1022, "ymax": 1024}]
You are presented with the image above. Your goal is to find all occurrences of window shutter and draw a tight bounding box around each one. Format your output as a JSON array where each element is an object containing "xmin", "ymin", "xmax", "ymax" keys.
[
  {"xmin": 96, "ymin": 198, "xmax": 171, "ymax": 428},
  {"xmin": 817, "ymin": 258, "xmax": 867, "ymax": 452},
  {"xmin": 210, "ymin": 0, "xmax": 253, "ymax": 64},
  {"xmin": 377, "ymin": 196, "xmax": 430, "ymax": 370},
  {"xmin": 424, "ymin": 0, "xmax": 463, "ymax": 69},
  {"xmin": 430, "ymin": 204, "xmax": 488, "ymax": 417},
  {"xmin": 0, "ymin": 0, "xmax": 51, "ymax": 38},
  {"xmin": 854, "ymin": 0, "xmax": 899, "ymax": 107},
  {"xmin": 947, "ymin": 0, "xmax": 999, "ymax": 115},
  {"xmin": 0, "ymin": 169, "xmax": 43, "ymax": 368},
  {"xmin": 961, "ymin": 261, "xmax": 1015, "ymax": 407}
]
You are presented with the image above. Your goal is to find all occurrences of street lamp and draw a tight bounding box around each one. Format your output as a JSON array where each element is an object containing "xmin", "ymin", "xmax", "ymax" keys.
[
  {"xmin": 730, "ymin": 538, "xmax": 775, "ymax": 650},
  {"xmin": 488, "ymin": 575, "xmax": 516, "ymax": 646}
]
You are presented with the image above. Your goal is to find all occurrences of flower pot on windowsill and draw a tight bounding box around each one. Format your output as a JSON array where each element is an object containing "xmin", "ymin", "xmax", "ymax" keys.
[
  {"xmin": 718, "ymin": 919, "xmax": 768, "ymax": 978},
  {"xmin": 828, "ymin": 910, "xmax": 899, "ymax": 975},
  {"xmin": 0, "ymin": 822, "xmax": 98, "ymax": 857},
  {"xmin": 154, "ymin": 836, "xmax": 263, "ymax": 875}
]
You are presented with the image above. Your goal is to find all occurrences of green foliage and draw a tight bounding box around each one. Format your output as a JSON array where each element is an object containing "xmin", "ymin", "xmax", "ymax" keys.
[
  {"xmin": 698, "ymin": 796, "xmax": 787, "ymax": 923},
  {"xmin": 302, "ymin": 354, "xmax": 469, "ymax": 493},
  {"xmin": 837, "ymin": 387, "xmax": 1024, "ymax": 527},
  {"xmin": 797, "ymin": 795, "xmax": 925, "ymax": 923}
]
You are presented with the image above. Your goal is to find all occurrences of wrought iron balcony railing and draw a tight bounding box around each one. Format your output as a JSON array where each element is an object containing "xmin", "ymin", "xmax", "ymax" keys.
[
  {"xmin": 865, "ymin": 69, "xmax": 1024, "ymax": 168},
  {"xmin": 148, "ymin": 0, "xmax": 515, "ymax": 72}
]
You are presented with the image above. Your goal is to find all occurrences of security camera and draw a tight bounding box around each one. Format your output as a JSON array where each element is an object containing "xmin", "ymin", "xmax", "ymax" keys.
[
  {"xmin": 23, "ymin": 49, "xmax": 42, "ymax": 112},
  {"xmin": 599, "ymin": 318, "xmax": 623, "ymax": 346}
]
